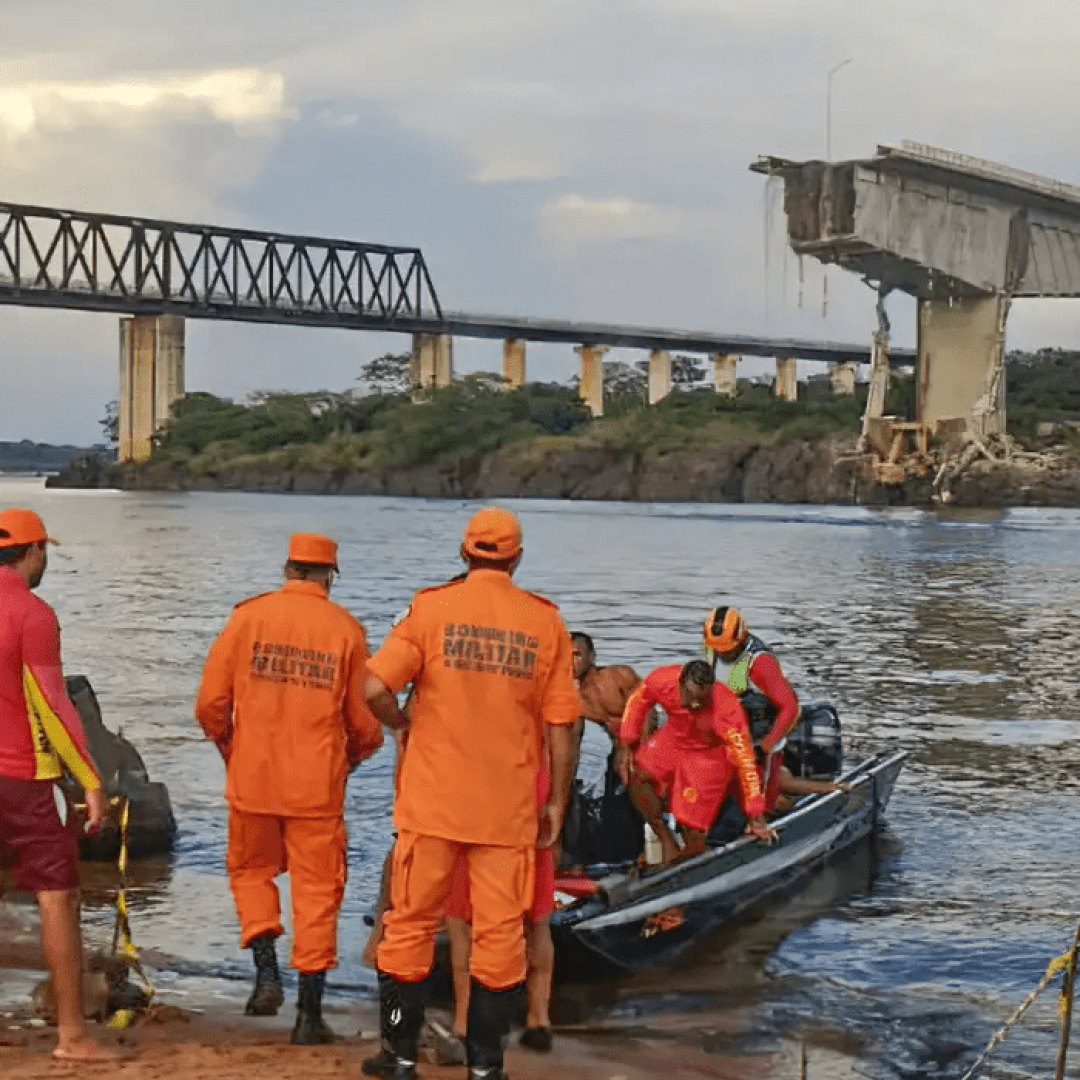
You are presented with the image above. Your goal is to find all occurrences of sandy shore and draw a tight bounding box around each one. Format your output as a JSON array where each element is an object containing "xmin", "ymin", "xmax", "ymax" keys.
[
  {"xmin": 0, "ymin": 978, "xmax": 873, "ymax": 1080},
  {"xmin": 0, "ymin": 1003, "xmax": 868, "ymax": 1080},
  {"xmin": 0, "ymin": 897, "xmax": 866, "ymax": 1079}
]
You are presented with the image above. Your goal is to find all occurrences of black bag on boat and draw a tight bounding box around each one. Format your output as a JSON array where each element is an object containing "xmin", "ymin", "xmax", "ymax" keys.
[{"xmin": 560, "ymin": 751, "xmax": 645, "ymax": 869}]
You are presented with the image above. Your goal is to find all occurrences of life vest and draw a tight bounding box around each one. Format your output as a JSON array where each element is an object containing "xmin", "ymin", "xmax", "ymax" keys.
[{"xmin": 726, "ymin": 634, "xmax": 772, "ymax": 696}]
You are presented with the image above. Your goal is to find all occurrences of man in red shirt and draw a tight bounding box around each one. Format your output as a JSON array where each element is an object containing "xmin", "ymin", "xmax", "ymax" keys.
[
  {"xmin": 0, "ymin": 508, "xmax": 120, "ymax": 1063},
  {"xmin": 620, "ymin": 659, "xmax": 772, "ymax": 862},
  {"xmin": 704, "ymin": 606, "xmax": 801, "ymax": 811},
  {"xmin": 363, "ymin": 507, "xmax": 579, "ymax": 1080}
]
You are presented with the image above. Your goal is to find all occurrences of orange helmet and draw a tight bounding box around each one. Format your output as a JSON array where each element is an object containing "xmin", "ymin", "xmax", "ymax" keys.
[{"xmin": 703, "ymin": 606, "xmax": 748, "ymax": 655}]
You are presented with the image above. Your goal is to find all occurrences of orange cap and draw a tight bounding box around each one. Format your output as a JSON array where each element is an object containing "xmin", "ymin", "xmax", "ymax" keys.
[
  {"xmin": 462, "ymin": 507, "xmax": 523, "ymax": 561},
  {"xmin": 703, "ymin": 606, "xmax": 748, "ymax": 655},
  {"xmin": 287, "ymin": 533, "xmax": 338, "ymax": 569},
  {"xmin": 0, "ymin": 508, "xmax": 58, "ymax": 549}
]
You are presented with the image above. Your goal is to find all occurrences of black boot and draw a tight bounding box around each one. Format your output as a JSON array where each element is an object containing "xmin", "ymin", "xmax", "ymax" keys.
[
  {"xmin": 465, "ymin": 979, "xmax": 522, "ymax": 1080},
  {"xmin": 361, "ymin": 972, "xmax": 425, "ymax": 1079},
  {"xmin": 245, "ymin": 932, "xmax": 284, "ymax": 1016},
  {"xmin": 290, "ymin": 970, "xmax": 336, "ymax": 1045}
]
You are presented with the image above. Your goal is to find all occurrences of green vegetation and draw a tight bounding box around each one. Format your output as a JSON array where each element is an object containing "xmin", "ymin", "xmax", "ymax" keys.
[{"xmin": 141, "ymin": 349, "xmax": 1080, "ymax": 477}]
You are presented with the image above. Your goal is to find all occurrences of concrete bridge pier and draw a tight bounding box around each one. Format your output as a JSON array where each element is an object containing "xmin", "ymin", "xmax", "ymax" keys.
[
  {"xmin": 502, "ymin": 337, "xmax": 526, "ymax": 388},
  {"xmin": 713, "ymin": 353, "xmax": 738, "ymax": 396},
  {"xmin": 118, "ymin": 315, "xmax": 185, "ymax": 463},
  {"xmin": 575, "ymin": 344, "xmax": 609, "ymax": 417},
  {"xmin": 411, "ymin": 333, "xmax": 453, "ymax": 389},
  {"xmin": 918, "ymin": 295, "xmax": 1007, "ymax": 436},
  {"xmin": 830, "ymin": 361, "xmax": 857, "ymax": 395},
  {"xmin": 775, "ymin": 357, "xmax": 798, "ymax": 401},
  {"xmin": 648, "ymin": 349, "xmax": 671, "ymax": 404}
]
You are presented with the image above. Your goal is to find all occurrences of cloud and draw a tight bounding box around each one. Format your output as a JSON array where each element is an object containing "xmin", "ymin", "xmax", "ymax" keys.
[
  {"xmin": 0, "ymin": 69, "xmax": 291, "ymax": 138},
  {"xmin": 541, "ymin": 194, "xmax": 690, "ymax": 246}
]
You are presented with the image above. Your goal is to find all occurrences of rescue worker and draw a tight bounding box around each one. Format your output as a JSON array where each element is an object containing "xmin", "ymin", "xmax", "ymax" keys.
[
  {"xmin": 703, "ymin": 606, "xmax": 800, "ymax": 814},
  {"xmin": 620, "ymin": 659, "xmax": 773, "ymax": 863},
  {"xmin": 0, "ymin": 509, "xmax": 124, "ymax": 1063},
  {"xmin": 195, "ymin": 533, "xmax": 383, "ymax": 1044},
  {"xmin": 363, "ymin": 507, "xmax": 580, "ymax": 1080}
]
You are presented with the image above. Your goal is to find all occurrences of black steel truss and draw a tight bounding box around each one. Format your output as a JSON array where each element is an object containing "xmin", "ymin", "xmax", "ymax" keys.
[{"xmin": 0, "ymin": 201, "xmax": 442, "ymax": 329}]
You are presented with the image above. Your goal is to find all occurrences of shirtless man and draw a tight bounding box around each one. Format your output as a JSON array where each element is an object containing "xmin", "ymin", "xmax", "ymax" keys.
[{"xmin": 570, "ymin": 631, "xmax": 651, "ymax": 785}]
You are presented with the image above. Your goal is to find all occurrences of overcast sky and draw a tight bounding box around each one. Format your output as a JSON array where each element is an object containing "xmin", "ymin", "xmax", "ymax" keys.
[{"xmin": 3, "ymin": 0, "xmax": 1080, "ymax": 444}]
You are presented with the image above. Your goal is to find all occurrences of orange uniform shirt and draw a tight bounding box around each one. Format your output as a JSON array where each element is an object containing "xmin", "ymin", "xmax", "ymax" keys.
[
  {"xmin": 195, "ymin": 580, "xmax": 383, "ymax": 817},
  {"xmin": 367, "ymin": 569, "xmax": 580, "ymax": 847}
]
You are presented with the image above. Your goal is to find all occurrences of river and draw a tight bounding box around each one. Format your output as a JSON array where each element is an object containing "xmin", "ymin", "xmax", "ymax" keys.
[{"xmin": 1, "ymin": 474, "xmax": 1079, "ymax": 1079}]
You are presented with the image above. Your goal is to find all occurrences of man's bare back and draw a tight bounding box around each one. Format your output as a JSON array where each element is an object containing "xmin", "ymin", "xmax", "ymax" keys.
[{"xmin": 576, "ymin": 664, "xmax": 640, "ymax": 736}]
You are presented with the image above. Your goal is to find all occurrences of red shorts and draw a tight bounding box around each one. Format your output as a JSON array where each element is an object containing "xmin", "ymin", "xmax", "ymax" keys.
[
  {"xmin": 635, "ymin": 730, "xmax": 738, "ymax": 832},
  {"xmin": 0, "ymin": 777, "xmax": 79, "ymax": 893}
]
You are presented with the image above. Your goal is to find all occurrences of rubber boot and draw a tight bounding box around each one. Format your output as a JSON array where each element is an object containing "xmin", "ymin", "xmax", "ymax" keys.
[
  {"xmin": 244, "ymin": 932, "xmax": 284, "ymax": 1017},
  {"xmin": 290, "ymin": 970, "xmax": 336, "ymax": 1045},
  {"xmin": 465, "ymin": 979, "xmax": 522, "ymax": 1080},
  {"xmin": 361, "ymin": 972, "xmax": 425, "ymax": 1079}
]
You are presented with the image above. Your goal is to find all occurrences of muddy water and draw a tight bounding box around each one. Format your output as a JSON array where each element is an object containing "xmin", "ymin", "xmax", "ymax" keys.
[{"xmin": 2, "ymin": 476, "xmax": 1080, "ymax": 1078}]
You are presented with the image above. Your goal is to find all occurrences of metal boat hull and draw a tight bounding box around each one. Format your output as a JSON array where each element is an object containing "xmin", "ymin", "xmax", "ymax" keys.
[{"xmin": 552, "ymin": 750, "xmax": 905, "ymax": 979}]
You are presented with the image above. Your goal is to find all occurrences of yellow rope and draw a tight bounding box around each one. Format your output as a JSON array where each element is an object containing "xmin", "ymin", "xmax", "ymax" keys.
[
  {"xmin": 960, "ymin": 930, "xmax": 1080, "ymax": 1080},
  {"xmin": 107, "ymin": 797, "xmax": 154, "ymax": 1028}
]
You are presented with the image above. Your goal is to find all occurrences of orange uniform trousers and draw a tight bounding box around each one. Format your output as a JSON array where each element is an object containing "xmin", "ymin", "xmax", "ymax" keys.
[
  {"xmin": 227, "ymin": 808, "xmax": 347, "ymax": 973},
  {"xmin": 377, "ymin": 830, "xmax": 534, "ymax": 990}
]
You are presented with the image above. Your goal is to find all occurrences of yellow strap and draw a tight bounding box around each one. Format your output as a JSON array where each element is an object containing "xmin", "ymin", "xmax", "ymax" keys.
[{"xmin": 109, "ymin": 796, "xmax": 154, "ymax": 1022}]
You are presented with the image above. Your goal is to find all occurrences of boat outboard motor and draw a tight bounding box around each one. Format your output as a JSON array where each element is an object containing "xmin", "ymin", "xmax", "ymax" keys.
[
  {"xmin": 740, "ymin": 690, "xmax": 842, "ymax": 778},
  {"xmin": 784, "ymin": 702, "xmax": 843, "ymax": 779}
]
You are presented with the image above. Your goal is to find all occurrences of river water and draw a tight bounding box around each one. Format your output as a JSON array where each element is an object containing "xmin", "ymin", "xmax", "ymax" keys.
[{"xmin": 2, "ymin": 474, "xmax": 1079, "ymax": 1078}]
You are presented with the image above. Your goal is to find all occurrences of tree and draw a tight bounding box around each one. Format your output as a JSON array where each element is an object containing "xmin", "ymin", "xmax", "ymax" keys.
[
  {"xmin": 604, "ymin": 360, "xmax": 648, "ymax": 399},
  {"xmin": 672, "ymin": 354, "xmax": 708, "ymax": 388},
  {"xmin": 358, "ymin": 352, "xmax": 412, "ymax": 396}
]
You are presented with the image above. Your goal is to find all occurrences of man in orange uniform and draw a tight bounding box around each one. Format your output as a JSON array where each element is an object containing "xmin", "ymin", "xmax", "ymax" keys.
[
  {"xmin": 363, "ymin": 507, "xmax": 579, "ymax": 1080},
  {"xmin": 0, "ymin": 509, "xmax": 123, "ymax": 1064},
  {"xmin": 195, "ymin": 533, "xmax": 383, "ymax": 1045},
  {"xmin": 620, "ymin": 659, "xmax": 772, "ymax": 862}
]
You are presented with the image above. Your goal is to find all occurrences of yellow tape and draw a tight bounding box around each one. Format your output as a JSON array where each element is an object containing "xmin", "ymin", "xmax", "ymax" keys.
[{"xmin": 108, "ymin": 796, "xmax": 154, "ymax": 1024}]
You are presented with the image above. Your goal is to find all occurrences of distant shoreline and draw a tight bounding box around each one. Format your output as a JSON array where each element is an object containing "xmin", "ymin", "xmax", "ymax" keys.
[{"xmin": 45, "ymin": 438, "xmax": 1080, "ymax": 509}]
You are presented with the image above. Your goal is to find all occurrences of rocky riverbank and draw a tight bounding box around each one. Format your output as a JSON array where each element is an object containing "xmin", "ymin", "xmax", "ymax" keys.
[{"xmin": 47, "ymin": 436, "xmax": 1080, "ymax": 508}]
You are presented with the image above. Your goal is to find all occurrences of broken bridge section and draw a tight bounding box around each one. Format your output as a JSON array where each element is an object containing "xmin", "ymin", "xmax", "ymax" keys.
[{"xmin": 751, "ymin": 141, "xmax": 1080, "ymax": 490}]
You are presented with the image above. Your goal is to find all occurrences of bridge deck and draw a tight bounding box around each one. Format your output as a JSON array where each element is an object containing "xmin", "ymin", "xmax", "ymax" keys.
[{"xmin": 0, "ymin": 198, "xmax": 914, "ymax": 364}]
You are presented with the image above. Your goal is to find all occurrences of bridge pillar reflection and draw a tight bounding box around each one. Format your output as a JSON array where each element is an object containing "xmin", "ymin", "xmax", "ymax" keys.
[
  {"xmin": 712, "ymin": 353, "xmax": 738, "ymax": 397},
  {"xmin": 575, "ymin": 344, "xmax": 608, "ymax": 417},
  {"xmin": 411, "ymin": 333, "xmax": 453, "ymax": 389},
  {"xmin": 829, "ymin": 361, "xmax": 857, "ymax": 395},
  {"xmin": 775, "ymin": 356, "xmax": 798, "ymax": 401},
  {"xmin": 118, "ymin": 315, "xmax": 185, "ymax": 463},
  {"xmin": 648, "ymin": 349, "xmax": 671, "ymax": 404},
  {"xmin": 502, "ymin": 337, "xmax": 526, "ymax": 388},
  {"xmin": 918, "ymin": 296, "xmax": 1006, "ymax": 436}
]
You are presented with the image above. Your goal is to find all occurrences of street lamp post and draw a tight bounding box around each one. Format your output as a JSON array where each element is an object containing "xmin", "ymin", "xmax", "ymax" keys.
[{"xmin": 825, "ymin": 58, "xmax": 854, "ymax": 160}]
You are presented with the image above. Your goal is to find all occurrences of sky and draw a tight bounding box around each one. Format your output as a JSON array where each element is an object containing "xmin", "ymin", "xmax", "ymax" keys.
[{"xmin": 3, "ymin": 0, "xmax": 1080, "ymax": 444}]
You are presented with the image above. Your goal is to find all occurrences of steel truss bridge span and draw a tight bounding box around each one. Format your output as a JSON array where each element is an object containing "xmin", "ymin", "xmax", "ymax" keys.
[
  {"xmin": 0, "ymin": 199, "xmax": 916, "ymax": 364},
  {"xmin": 0, "ymin": 200, "xmax": 442, "ymax": 329}
]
